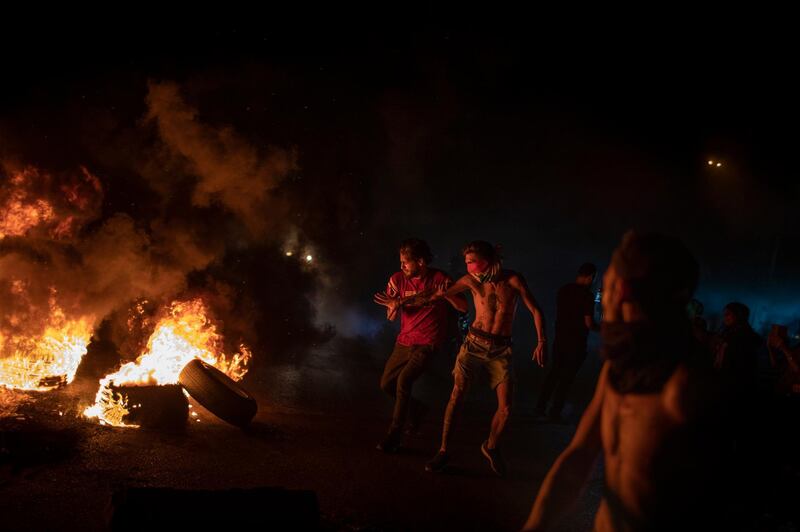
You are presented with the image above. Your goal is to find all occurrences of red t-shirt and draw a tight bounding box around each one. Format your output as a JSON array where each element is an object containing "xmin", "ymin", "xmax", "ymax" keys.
[{"xmin": 385, "ymin": 268, "xmax": 453, "ymax": 347}]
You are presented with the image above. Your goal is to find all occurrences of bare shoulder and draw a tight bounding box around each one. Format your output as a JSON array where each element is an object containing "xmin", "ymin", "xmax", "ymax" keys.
[
  {"xmin": 456, "ymin": 273, "xmax": 475, "ymax": 287},
  {"xmin": 505, "ymin": 270, "xmax": 525, "ymax": 287},
  {"xmin": 453, "ymin": 274, "xmax": 479, "ymax": 293},
  {"xmin": 662, "ymin": 361, "xmax": 716, "ymax": 423}
]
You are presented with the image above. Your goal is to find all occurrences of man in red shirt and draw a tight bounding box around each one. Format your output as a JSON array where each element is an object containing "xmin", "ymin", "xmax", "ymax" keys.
[{"xmin": 373, "ymin": 238, "xmax": 467, "ymax": 453}]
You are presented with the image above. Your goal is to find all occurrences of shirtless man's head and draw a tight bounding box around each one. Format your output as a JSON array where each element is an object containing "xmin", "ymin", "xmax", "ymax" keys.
[
  {"xmin": 603, "ymin": 230, "xmax": 698, "ymax": 323},
  {"xmin": 461, "ymin": 240, "xmax": 502, "ymax": 282},
  {"xmin": 601, "ymin": 231, "xmax": 699, "ymax": 394}
]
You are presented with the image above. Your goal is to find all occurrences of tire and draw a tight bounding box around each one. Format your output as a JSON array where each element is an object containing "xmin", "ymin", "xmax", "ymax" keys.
[
  {"xmin": 109, "ymin": 384, "xmax": 188, "ymax": 430},
  {"xmin": 178, "ymin": 359, "xmax": 257, "ymax": 427}
]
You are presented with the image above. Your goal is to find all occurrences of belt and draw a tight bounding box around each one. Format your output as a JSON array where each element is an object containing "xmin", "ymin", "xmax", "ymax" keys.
[{"xmin": 466, "ymin": 329, "xmax": 512, "ymax": 348}]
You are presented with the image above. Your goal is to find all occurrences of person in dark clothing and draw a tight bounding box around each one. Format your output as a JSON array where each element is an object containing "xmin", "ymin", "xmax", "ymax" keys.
[
  {"xmin": 687, "ymin": 298, "xmax": 709, "ymax": 348},
  {"xmin": 768, "ymin": 324, "xmax": 800, "ymax": 397},
  {"xmin": 714, "ymin": 302, "xmax": 761, "ymax": 396},
  {"xmin": 712, "ymin": 301, "xmax": 766, "ymax": 527},
  {"xmin": 534, "ymin": 263, "xmax": 598, "ymax": 422}
]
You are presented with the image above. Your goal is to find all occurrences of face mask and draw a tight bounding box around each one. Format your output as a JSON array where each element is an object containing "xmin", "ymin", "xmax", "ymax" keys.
[
  {"xmin": 468, "ymin": 260, "xmax": 499, "ymax": 283},
  {"xmin": 601, "ymin": 320, "xmax": 689, "ymax": 394}
]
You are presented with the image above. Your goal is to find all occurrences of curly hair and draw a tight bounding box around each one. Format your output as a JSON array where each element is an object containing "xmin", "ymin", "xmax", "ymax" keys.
[{"xmin": 399, "ymin": 238, "xmax": 433, "ymax": 264}]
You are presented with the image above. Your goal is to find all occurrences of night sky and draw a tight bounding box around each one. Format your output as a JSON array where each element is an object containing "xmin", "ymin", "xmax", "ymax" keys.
[{"xmin": 2, "ymin": 23, "xmax": 798, "ymax": 355}]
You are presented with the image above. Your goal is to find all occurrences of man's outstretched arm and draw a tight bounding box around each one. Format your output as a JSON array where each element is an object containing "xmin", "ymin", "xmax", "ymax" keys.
[
  {"xmin": 403, "ymin": 276, "xmax": 471, "ymax": 310},
  {"xmin": 522, "ymin": 363, "xmax": 607, "ymax": 531},
  {"xmin": 443, "ymin": 277, "xmax": 470, "ymax": 312}
]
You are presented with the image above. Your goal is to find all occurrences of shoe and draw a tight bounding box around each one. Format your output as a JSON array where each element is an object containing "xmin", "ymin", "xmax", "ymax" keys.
[
  {"xmin": 376, "ymin": 430, "xmax": 402, "ymax": 453},
  {"xmin": 425, "ymin": 450, "xmax": 449, "ymax": 473},
  {"xmin": 481, "ymin": 440, "xmax": 506, "ymax": 477}
]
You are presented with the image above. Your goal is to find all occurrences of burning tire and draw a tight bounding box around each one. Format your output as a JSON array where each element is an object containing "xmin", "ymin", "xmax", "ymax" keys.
[
  {"xmin": 109, "ymin": 384, "xmax": 188, "ymax": 429},
  {"xmin": 178, "ymin": 359, "xmax": 257, "ymax": 427}
]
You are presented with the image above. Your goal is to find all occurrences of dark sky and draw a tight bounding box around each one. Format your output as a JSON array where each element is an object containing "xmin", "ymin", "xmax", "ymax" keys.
[{"xmin": 2, "ymin": 23, "xmax": 798, "ymax": 341}]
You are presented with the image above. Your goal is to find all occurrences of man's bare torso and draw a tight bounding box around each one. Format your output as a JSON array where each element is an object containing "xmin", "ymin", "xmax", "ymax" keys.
[
  {"xmin": 462, "ymin": 270, "xmax": 520, "ymax": 336},
  {"xmin": 594, "ymin": 364, "xmax": 717, "ymax": 531}
]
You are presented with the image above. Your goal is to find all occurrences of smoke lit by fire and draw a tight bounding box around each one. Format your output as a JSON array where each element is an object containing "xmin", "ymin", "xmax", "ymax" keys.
[
  {"xmin": 0, "ymin": 165, "xmax": 102, "ymax": 241},
  {"xmin": 1, "ymin": 79, "xmax": 319, "ymax": 422}
]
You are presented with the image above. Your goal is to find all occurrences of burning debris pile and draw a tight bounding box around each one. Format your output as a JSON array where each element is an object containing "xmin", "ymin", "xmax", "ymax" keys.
[
  {"xmin": 0, "ymin": 166, "xmax": 101, "ymax": 390},
  {"xmin": 84, "ymin": 298, "xmax": 253, "ymax": 428},
  {"xmin": 0, "ymin": 80, "xmax": 323, "ymax": 430}
]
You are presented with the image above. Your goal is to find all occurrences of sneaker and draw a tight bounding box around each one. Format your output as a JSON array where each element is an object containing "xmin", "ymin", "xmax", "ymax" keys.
[
  {"xmin": 424, "ymin": 450, "xmax": 449, "ymax": 473},
  {"xmin": 376, "ymin": 430, "xmax": 403, "ymax": 453},
  {"xmin": 481, "ymin": 440, "xmax": 506, "ymax": 477}
]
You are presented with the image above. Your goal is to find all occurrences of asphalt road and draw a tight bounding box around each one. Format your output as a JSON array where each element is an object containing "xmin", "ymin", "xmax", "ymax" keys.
[{"xmin": 0, "ymin": 340, "xmax": 604, "ymax": 531}]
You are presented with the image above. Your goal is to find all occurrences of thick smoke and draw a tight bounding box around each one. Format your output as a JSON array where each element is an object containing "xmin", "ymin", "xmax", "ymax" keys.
[{"xmin": 0, "ymin": 80, "xmax": 312, "ymax": 364}]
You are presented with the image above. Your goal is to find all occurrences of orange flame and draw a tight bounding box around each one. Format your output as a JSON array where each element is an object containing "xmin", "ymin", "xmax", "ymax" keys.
[
  {"xmin": 0, "ymin": 291, "xmax": 93, "ymax": 391},
  {"xmin": 84, "ymin": 298, "xmax": 251, "ymax": 427},
  {"xmin": 0, "ymin": 165, "xmax": 102, "ymax": 240}
]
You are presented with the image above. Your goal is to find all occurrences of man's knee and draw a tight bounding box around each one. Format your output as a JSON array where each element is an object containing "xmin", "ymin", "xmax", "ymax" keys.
[
  {"xmin": 380, "ymin": 377, "xmax": 396, "ymax": 397},
  {"xmin": 496, "ymin": 404, "xmax": 511, "ymax": 419},
  {"xmin": 397, "ymin": 371, "xmax": 419, "ymax": 393},
  {"xmin": 450, "ymin": 383, "xmax": 467, "ymax": 402}
]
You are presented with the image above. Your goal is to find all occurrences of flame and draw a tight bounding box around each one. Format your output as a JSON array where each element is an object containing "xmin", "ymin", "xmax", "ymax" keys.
[
  {"xmin": 84, "ymin": 298, "xmax": 251, "ymax": 427},
  {"xmin": 0, "ymin": 294, "xmax": 93, "ymax": 391},
  {"xmin": 0, "ymin": 196, "xmax": 55, "ymax": 239},
  {"xmin": 0, "ymin": 165, "xmax": 103, "ymax": 240}
]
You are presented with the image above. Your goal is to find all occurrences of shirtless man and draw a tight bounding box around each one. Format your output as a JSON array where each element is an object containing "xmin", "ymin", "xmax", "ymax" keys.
[
  {"xmin": 424, "ymin": 241, "xmax": 547, "ymax": 477},
  {"xmin": 522, "ymin": 232, "xmax": 730, "ymax": 531}
]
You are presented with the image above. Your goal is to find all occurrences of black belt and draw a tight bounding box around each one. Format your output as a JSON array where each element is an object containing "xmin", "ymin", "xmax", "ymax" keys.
[{"xmin": 467, "ymin": 327, "xmax": 512, "ymax": 347}]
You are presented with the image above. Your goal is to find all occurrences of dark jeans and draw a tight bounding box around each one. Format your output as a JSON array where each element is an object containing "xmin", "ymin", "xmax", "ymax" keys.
[
  {"xmin": 380, "ymin": 343, "xmax": 436, "ymax": 433},
  {"xmin": 535, "ymin": 346, "xmax": 586, "ymax": 416}
]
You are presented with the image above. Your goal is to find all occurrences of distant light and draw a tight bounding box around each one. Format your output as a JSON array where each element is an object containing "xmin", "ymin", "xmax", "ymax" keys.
[
  {"xmin": 306, "ymin": 255, "xmax": 313, "ymax": 262},
  {"xmin": 708, "ymin": 160, "xmax": 714, "ymax": 165},
  {"xmin": 285, "ymin": 251, "xmax": 293, "ymax": 257},
  {"xmin": 716, "ymin": 162, "xmax": 722, "ymax": 167}
]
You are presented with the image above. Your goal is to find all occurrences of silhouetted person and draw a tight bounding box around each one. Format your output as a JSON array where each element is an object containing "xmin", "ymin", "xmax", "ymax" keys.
[
  {"xmin": 714, "ymin": 302, "xmax": 761, "ymax": 398},
  {"xmin": 534, "ymin": 262, "xmax": 598, "ymax": 422},
  {"xmin": 768, "ymin": 324, "xmax": 800, "ymax": 398},
  {"xmin": 687, "ymin": 298, "xmax": 709, "ymax": 348}
]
